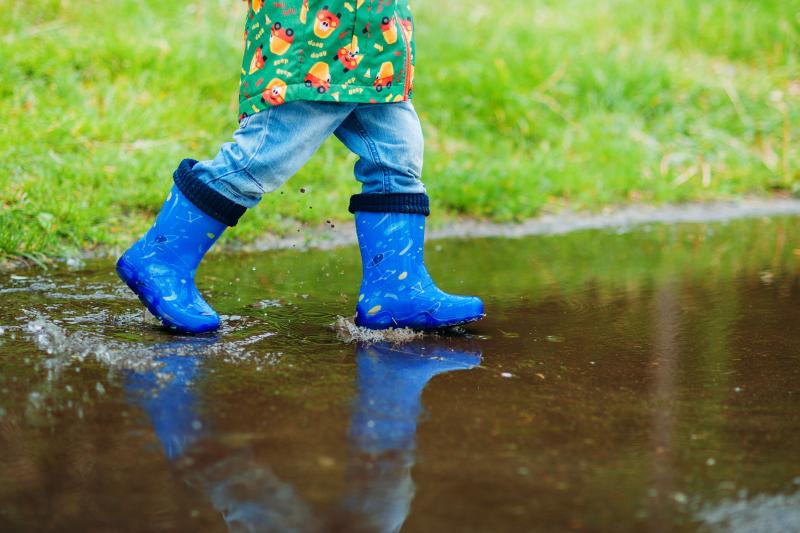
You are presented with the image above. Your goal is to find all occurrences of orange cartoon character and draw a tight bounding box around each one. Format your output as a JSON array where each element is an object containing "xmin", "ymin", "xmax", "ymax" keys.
[
  {"xmin": 248, "ymin": 44, "xmax": 266, "ymax": 74},
  {"xmin": 304, "ymin": 62, "xmax": 331, "ymax": 93},
  {"xmin": 335, "ymin": 36, "xmax": 362, "ymax": 73},
  {"xmin": 374, "ymin": 62, "xmax": 394, "ymax": 91},
  {"xmin": 380, "ymin": 16, "xmax": 398, "ymax": 44},
  {"xmin": 269, "ymin": 22, "xmax": 295, "ymax": 55},
  {"xmin": 300, "ymin": 0, "xmax": 309, "ymax": 24},
  {"xmin": 251, "ymin": 0, "xmax": 264, "ymax": 14},
  {"xmin": 261, "ymin": 78, "xmax": 288, "ymax": 106},
  {"xmin": 313, "ymin": 7, "xmax": 342, "ymax": 39}
]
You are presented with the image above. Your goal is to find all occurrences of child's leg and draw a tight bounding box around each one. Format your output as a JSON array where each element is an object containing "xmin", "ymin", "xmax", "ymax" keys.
[
  {"xmin": 333, "ymin": 103, "xmax": 485, "ymax": 330},
  {"xmin": 118, "ymin": 102, "xmax": 356, "ymax": 333},
  {"xmin": 179, "ymin": 101, "xmax": 358, "ymax": 225},
  {"xmin": 333, "ymin": 101, "xmax": 426, "ymax": 197}
]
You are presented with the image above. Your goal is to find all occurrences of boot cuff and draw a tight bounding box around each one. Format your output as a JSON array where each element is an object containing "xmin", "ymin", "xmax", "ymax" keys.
[
  {"xmin": 348, "ymin": 193, "xmax": 430, "ymax": 216},
  {"xmin": 173, "ymin": 159, "xmax": 247, "ymax": 227}
]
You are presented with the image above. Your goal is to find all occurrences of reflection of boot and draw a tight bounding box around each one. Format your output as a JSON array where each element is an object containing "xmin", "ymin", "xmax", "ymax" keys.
[
  {"xmin": 339, "ymin": 341, "xmax": 482, "ymax": 533},
  {"xmin": 352, "ymin": 210, "xmax": 485, "ymax": 330},
  {"xmin": 116, "ymin": 185, "xmax": 228, "ymax": 334},
  {"xmin": 126, "ymin": 337, "xmax": 321, "ymax": 532},
  {"xmin": 125, "ymin": 338, "xmax": 213, "ymax": 460},
  {"xmin": 350, "ymin": 341, "xmax": 482, "ymax": 454}
]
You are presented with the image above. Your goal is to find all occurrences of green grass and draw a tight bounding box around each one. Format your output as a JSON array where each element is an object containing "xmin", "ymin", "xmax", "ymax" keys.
[{"xmin": 1, "ymin": 0, "xmax": 799, "ymax": 259}]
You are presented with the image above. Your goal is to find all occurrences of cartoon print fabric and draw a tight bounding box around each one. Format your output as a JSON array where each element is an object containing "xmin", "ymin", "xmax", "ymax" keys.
[{"xmin": 239, "ymin": 0, "xmax": 416, "ymax": 119}]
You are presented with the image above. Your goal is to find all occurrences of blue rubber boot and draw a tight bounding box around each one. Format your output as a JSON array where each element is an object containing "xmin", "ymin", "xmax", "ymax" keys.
[
  {"xmin": 354, "ymin": 211, "xmax": 485, "ymax": 330},
  {"xmin": 116, "ymin": 186, "xmax": 227, "ymax": 334}
]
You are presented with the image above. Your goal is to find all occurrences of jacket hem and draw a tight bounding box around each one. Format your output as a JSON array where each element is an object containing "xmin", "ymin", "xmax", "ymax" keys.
[{"xmin": 238, "ymin": 83, "xmax": 413, "ymax": 118}]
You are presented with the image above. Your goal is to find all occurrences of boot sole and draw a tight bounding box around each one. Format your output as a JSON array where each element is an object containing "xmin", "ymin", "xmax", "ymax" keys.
[{"xmin": 356, "ymin": 311, "xmax": 486, "ymax": 331}]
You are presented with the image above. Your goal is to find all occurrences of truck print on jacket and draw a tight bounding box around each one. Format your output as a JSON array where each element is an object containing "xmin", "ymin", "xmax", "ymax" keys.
[{"xmin": 238, "ymin": 0, "xmax": 416, "ymax": 120}]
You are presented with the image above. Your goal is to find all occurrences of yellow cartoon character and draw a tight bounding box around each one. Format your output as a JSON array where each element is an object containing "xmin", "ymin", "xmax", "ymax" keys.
[
  {"xmin": 314, "ymin": 7, "xmax": 342, "ymax": 39},
  {"xmin": 304, "ymin": 62, "xmax": 331, "ymax": 94},
  {"xmin": 261, "ymin": 78, "xmax": 288, "ymax": 106},
  {"xmin": 269, "ymin": 22, "xmax": 295, "ymax": 55},
  {"xmin": 335, "ymin": 36, "xmax": 362, "ymax": 73},
  {"xmin": 251, "ymin": 0, "xmax": 264, "ymax": 14},
  {"xmin": 380, "ymin": 16, "xmax": 398, "ymax": 44},
  {"xmin": 374, "ymin": 62, "xmax": 394, "ymax": 92},
  {"xmin": 300, "ymin": 0, "xmax": 309, "ymax": 24}
]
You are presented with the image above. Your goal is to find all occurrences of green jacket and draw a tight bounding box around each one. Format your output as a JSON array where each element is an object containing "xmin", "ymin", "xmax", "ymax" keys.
[{"xmin": 238, "ymin": 0, "xmax": 416, "ymax": 119}]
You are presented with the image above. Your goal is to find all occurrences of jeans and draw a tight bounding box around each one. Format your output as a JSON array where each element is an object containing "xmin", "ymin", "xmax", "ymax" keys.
[{"xmin": 191, "ymin": 101, "xmax": 426, "ymax": 210}]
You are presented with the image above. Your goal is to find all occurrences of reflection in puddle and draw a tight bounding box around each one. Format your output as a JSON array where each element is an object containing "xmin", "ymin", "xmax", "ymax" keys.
[
  {"xmin": 2, "ymin": 217, "xmax": 800, "ymax": 531},
  {"xmin": 126, "ymin": 339, "xmax": 480, "ymax": 532}
]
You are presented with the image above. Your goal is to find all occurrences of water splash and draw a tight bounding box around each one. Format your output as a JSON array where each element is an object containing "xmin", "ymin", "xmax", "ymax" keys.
[
  {"xmin": 698, "ymin": 490, "xmax": 800, "ymax": 532},
  {"xmin": 251, "ymin": 299, "xmax": 283, "ymax": 309},
  {"xmin": 333, "ymin": 316, "xmax": 422, "ymax": 344},
  {"xmin": 24, "ymin": 315, "xmax": 160, "ymax": 375}
]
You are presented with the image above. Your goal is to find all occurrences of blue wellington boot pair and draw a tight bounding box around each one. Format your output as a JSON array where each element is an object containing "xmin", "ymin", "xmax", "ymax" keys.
[
  {"xmin": 118, "ymin": 185, "xmax": 483, "ymax": 333},
  {"xmin": 353, "ymin": 211, "xmax": 485, "ymax": 330},
  {"xmin": 116, "ymin": 186, "xmax": 226, "ymax": 334}
]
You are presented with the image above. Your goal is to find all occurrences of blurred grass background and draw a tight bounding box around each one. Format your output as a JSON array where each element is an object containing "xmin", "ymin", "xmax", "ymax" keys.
[{"xmin": 1, "ymin": 0, "xmax": 799, "ymax": 260}]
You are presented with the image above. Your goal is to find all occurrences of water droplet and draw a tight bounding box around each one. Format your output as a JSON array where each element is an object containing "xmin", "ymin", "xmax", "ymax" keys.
[{"xmin": 672, "ymin": 492, "xmax": 688, "ymax": 504}]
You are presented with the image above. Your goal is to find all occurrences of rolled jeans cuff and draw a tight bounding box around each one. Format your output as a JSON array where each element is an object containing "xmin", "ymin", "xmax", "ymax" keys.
[
  {"xmin": 348, "ymin": 193, "xmax": 430, "ymax": 216},
  {"xmin": 173, "ymin": 159, "xmax": 248, "ymax": 227}
]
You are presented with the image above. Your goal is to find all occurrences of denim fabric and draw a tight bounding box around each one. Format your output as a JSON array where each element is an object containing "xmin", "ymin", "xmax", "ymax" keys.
[{"xmin": 190, "ymin": 101, "xmax": 426, "ymax": 209}]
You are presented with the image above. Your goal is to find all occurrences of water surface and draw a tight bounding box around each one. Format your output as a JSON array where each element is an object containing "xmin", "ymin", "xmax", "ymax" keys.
[{"xmin": 1, "ymin": 217, "xmax": 799, "ymax": 532}]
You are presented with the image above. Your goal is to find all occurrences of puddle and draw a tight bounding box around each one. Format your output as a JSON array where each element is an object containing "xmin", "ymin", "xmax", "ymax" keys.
[{"xmin": 1, "ymin": 217, "xmax": 800, "ymax": 531}]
